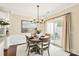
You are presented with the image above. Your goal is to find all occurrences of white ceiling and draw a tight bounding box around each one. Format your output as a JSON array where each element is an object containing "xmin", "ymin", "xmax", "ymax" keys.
[{"xmin": 0, "ymin": 3, "xmax": 78, "ymax": 19}]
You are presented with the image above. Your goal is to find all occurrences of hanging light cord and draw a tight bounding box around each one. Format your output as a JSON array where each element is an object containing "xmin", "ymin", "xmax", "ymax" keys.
[{"xmin": 37, "ymin": 5, "xmax": 39, "ymax": 23}]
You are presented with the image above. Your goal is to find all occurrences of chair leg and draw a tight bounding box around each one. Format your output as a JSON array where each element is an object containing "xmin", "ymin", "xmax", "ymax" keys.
[
  {"xmin": 41, "ymin": 49, "xmax": 43, "ymax": 56},
  {"xmin": 41, "ymin": 45, "xmax": 43, "ymax": 56},
  {"xmin": 41, "ymin": 42, "xmax": 43, "ymax": 56},
  {"xmin": 27, "ymin": 47, "xmax": 30, "ymax": 56},
  {"xmin": 48, "ymin": 48, "xmax": 50, "ymax": 56},
  {"xmin": 26, "ymin": 45, "xmax": 28, "ymax": 51}
]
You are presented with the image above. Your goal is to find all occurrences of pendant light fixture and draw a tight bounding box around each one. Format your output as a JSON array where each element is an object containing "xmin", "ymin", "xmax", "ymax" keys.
[{"xmin": 31, "ymin": 5, "xmax": 45, "ymax": 24}]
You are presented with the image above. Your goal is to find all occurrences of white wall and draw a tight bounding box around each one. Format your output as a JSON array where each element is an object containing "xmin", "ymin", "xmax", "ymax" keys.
[{"xmin": 9, "ymin": 14, "xmax": 32, "ymax": 35}]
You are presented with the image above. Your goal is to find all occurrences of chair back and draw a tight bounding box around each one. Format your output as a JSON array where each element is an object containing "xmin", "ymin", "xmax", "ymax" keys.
[
  {"xmin": 25, "ymin": 35, "xmax": 30, "ymax": 43},
  {"xmin": 41, "ymin": 33, "xmax": 50, "ymax": 42},
  {"xmin": 41, "ymin": 36, "xmax": 49, "ymax": 42},
  {"xmin": 41, "ymin": 33, "xmax": 50, "ymax": 49}
]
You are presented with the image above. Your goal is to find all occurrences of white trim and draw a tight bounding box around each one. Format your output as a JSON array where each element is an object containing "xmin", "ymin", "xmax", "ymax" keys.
[{"xmin": 70, "ymin": 49, "xmax": 79, "ymax": 55}]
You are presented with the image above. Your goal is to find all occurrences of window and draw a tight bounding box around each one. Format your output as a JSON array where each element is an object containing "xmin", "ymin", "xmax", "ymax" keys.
[{"xmin": 46, "ymin": 23, "xmax": 54, "ymax": 34}]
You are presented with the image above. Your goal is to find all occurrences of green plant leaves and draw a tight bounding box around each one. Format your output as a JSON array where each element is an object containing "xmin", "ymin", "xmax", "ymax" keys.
[{"xmin": 0, "ymin": 20, "xmax": 9, "ymax": 26}]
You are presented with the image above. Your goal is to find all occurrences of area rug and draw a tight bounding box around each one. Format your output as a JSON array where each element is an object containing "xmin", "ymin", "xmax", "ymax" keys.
[{"xmin": 16, "ymin": 44, "xmax": 70, "ymax": 56}]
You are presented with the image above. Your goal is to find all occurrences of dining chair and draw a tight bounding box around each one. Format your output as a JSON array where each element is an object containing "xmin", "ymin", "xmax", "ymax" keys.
[
  {"xmin": 39, "ymin": 33, "xmax": 50, "ymax": 56},
  {"xmin": 25, "ymin": 35, "xmax": 36, "ymax": 56}
]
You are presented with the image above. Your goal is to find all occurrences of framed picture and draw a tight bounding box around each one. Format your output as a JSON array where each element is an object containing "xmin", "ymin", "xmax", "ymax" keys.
[{"xmin": 21, "ymin": 20, "xmax": 37, "ymax": 33}]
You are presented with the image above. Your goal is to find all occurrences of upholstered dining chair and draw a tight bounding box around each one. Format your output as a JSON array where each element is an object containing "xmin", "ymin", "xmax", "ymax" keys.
[
  {"xmin": 25, "ymin": 35, "xmax": 36, "ymax": 56},
  {"xmin": 39, "ymin": 33, "xmax": 50, "ymax": 56}
]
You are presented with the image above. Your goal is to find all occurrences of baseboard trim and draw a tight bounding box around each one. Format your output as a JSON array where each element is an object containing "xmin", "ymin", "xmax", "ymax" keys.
[
  {"xmin": 70, "ymin": 49, "xmax": 79, "ymax": 56},
  {"xmin": 15, "ymin": 42, "xmax": 26, "ymax": 46},
  {"xmin": 50, "ymin": 42, "xmax": 62, "ymax": 48},
  {"xmin": 9, "ymin": 42, "xmax": 26, "ymax": 47}
]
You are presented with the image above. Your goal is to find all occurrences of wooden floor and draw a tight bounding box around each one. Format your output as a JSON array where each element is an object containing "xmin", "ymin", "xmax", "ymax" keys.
[
  {"xmin": 4, "ymin": 44, "xmax": 78, "ymax": 56},
  {"xmin": 4, "ymin": 45, "xmax": 17, "ymax": 56}
]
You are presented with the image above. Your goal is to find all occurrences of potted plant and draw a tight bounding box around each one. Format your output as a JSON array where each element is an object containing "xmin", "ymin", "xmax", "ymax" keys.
[
  {"xmin": 36, "ymin": 29, "xmax": 41, "ymax": 34},
  {"xmin": 35, "ymin": 28, "xmax": 41, "ymax": 38},
  {"xmin": 0, "ymin": 18, "xmax": 9, "ymax": 36},
  {"xmin": 0, "ymin": 21, "xmax": 9, "ymax": 26}
]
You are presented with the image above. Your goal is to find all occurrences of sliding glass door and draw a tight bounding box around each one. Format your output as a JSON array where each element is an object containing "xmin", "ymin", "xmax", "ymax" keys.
[
  {"xmin": 53, "ymin": 19, "xmax": 63, "ymax": 47},
  {"xmin": 46, "ymin": 17, "xmax": 64, "ymax": 47}
]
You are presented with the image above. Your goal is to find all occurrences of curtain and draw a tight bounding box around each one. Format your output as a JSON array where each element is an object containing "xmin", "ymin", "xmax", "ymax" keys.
[{"xmin": 62, "ymin": 13, "xmax": 71, "ymax": 52}]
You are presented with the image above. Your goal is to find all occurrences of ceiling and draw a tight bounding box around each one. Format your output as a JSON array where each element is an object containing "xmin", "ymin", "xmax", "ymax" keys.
[{"xmin": 0, "ymin": 3, "xmax": 78, "ymax": 19}]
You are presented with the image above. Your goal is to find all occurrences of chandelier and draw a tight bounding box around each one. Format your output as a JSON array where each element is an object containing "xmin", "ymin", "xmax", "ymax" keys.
[{"xmin": 31, "ymin": 5, "xmax": 45, "ymax": 24}]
